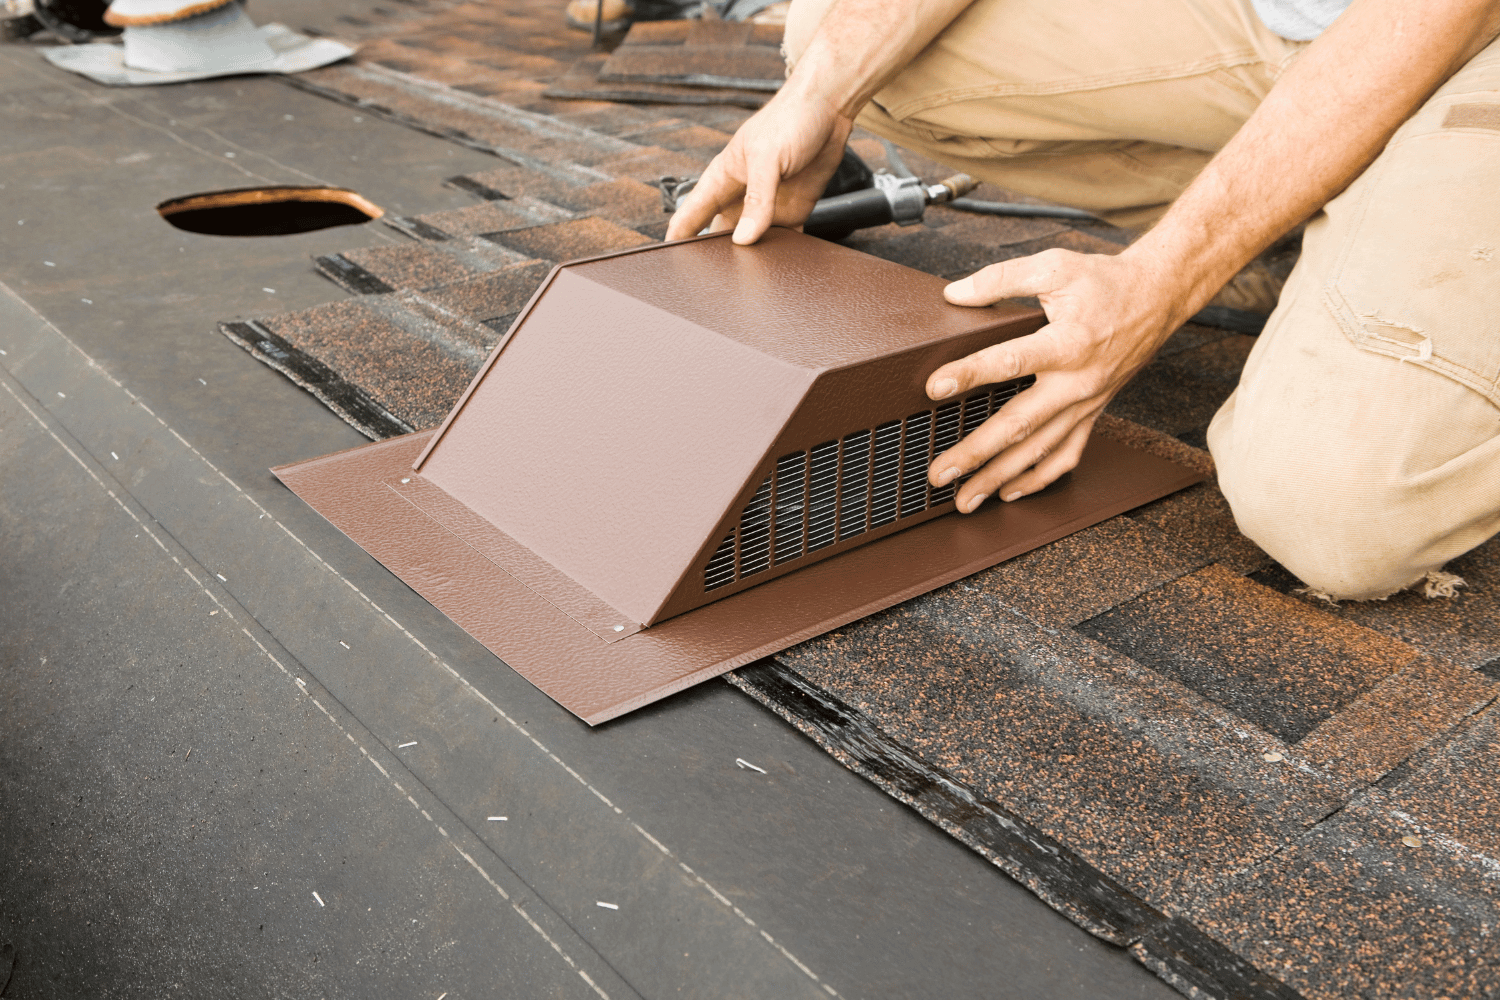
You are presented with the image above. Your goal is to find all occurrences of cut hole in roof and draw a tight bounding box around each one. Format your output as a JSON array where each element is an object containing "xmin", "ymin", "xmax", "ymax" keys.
[{"xmin": 157, "ymin": 186, "xmax": 383, "ymax": 237}]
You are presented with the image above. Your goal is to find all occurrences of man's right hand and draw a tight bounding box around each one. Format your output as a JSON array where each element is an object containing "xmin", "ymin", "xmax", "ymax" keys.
[
  {"xmin": 664, "ymin": 84, "xmax": 854, "ymax": 245},
  {"xmin": 665, "ymin": 0, "xmax": 978, "ymax": 243}
]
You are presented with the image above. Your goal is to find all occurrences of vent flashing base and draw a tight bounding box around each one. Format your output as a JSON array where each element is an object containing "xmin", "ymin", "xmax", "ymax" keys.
[
  {"xmin": 273, "ymin": 229, "xmax": 1204, "ymax": 724},
  {"xmin": 274, "ymin": 429, "xmax": 1202, "ymax": 725}
]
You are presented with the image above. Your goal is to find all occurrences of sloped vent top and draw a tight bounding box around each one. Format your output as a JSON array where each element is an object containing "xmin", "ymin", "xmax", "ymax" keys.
[{"xmin": 704, "ymin": 377, "xmax": 1033, "ymax": 592}]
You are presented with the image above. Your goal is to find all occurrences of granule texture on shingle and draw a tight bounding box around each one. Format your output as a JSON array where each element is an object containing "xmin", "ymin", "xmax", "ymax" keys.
[
  {"xmin": 415, "ymin": 260, "xmax": 552, "ymax": 325},
  {"xmin": 962, "ymin": 516, "xmax": 1209, "ymax": 629},
  {"xmin": 481, "ymin": 216, "xmax": 653, "ymax": 261},
  {"xmin": 1076, "ymin": 564, "xmax": 1422, "ymax": 743},
  {"xmin": 1177, "ymin": 795, "xmax": 1500, "ymax": 1000},
  {"xmin": 1294, "ymin": 656, "xmax": 1494, "ymax": 786},
  {"xmin": 1255, "ymin": 537, "xmax": 1500, "ymax": 671},
  {"xmin": 263, "ymin": 299, "xmax": 477, "ymax": 430},
  {"xmin": 338, "ymin": 244, "xmax": 486, "ymax": 293},
  {"xmin": 777, "ymin": 599, "xmax": 1345, "ymax": 907}
]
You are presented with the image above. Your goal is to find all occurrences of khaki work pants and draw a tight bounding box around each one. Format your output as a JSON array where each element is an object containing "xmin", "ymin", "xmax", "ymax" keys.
[{"xmin": 786, "ymin": 0, "xmax": 1500, "ymax": 599}]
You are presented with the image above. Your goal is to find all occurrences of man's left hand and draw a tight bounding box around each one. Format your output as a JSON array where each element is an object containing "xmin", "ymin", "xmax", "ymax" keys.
[{"xmin": 927, "ymin": 246, "xmax": 1197, "ymax": 511}]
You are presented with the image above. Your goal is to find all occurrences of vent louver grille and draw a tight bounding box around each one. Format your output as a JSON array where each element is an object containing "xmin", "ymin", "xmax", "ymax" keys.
[{"xmin": 704, "ymin": 377, "xmax": 1032, "ymax": 591}]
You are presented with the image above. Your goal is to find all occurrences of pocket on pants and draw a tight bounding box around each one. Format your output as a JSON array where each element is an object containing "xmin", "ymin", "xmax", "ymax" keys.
[{"xmin": 1323, "ymin": 103, "xmax": 1500, "ymax": 409}]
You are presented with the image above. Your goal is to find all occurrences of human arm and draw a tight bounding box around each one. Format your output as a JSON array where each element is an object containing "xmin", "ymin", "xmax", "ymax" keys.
[
  {"xmin": 927, "ymin": 0, "xmax": 1500, "ymax": 511},
  {"xmin": 663, "ymin": 0, "xmax": 974, "ymax": 243}
]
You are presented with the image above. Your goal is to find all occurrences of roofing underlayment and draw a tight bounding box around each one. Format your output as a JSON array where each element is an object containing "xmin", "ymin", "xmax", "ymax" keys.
[{"xmin": 199, "ymin": 3, "xmax": 1500, "ymax": 998}]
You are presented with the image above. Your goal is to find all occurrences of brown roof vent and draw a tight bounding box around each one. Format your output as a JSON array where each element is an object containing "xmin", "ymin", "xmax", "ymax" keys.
[{"xmin": 275, "ymin": 228, "xmax": 1201, "ymax": 724}]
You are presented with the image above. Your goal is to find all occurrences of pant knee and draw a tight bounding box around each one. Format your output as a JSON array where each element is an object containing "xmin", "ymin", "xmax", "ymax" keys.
[{"xmin": 1218, "ymin": 465, "xmax": 1428, "ymax": 601}]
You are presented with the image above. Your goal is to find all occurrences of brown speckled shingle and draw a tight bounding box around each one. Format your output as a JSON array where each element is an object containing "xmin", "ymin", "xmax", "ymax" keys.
[
  {"xmin": 400, "ymin": 196, "xmax": 573, "ymax": 238},
  {"xmin": 414, "ymin": 260, "xmax": 552, "ymax": 324},
  {"xmin": 777, "ymin": 600, "xmax": 1345, "ymax": 909},
  {"xmin": 589, "ymin": 144, "xmax": 711, "ymax": 182},
  {"xmin": 1077, "ymin": 564, "xmax": 1422, "ymax": 743},
  {"xmin": 548, "ymin": 177, "xmax": 668, "ymax": 229},
  {"xmin": 479, "ymin": 215, "xmax": 653, "ymax": 261},
  {"xmin": 1295, "ymin": 657, "xmax": 1494, "ymax": 787},
  {"xmin": 1127, "ymin": 481, "xmax": 1273, "ymax": 576},
  {"xmin": 1379, "ymin": 699, "xmax": 1500, "ymax": 855},
  {"xmin": 337, "ymin": 243, "xmax": 486, "ymax": 292},
  {"xmin": 962, "ymin": 515, "xmax": 1209, "ymax": 629},
  {"xmin": 1176, "ymin": 795, "xmax": 1500, "ymax": 1000},
  {"xmin": 261, "ymin": 298, "xmax": 479, "ymax": 430},
  {"xmin": 1253, "ymin": 539, "xmax": 1500, "ymax": 670}
]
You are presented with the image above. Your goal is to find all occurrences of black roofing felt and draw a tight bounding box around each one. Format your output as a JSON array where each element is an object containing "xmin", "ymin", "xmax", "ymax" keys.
[{"xmin": 215, "ymin": 6, "xmax": 1500, "ymax": 998}]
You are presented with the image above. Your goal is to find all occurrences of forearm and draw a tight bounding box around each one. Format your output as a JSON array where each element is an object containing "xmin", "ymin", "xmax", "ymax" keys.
[
  {"xmin": 783, "ymin": 0, "xmax": 975, "ymax": 117},
  {"xmin": 1130, "ymin": 0, "xmax": 1500, "ymax": 328}
]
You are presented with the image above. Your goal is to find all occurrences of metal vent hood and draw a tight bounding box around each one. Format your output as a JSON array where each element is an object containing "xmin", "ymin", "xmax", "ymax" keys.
[{"xmin": 275, "ymin": 228, "xmax": 1203, "ymax": 724}]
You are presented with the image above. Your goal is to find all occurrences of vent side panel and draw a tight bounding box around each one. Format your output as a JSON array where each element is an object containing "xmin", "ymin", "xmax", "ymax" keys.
[
  {"xmin": 772, "ymin": 451, "xmax": 808, "ymax": 566},
  {"xmin": 870, "ymin": 419, "xmax": 903, "ymax": 529},
  {"xmin": 837, "ymin": 429, "xmax": 871, "ymax": 542},
  {"xmin": 738, "ymin": 473, "xmax": 773, "ymax": 578},
  {"xmin": 899, "ymin": 410, "xmax": 933, "ymax": 518},
  {"xmin": 418, "ymin": 267, "xmax": 816, "ymax": 625},
  {"xmin": 704, "ymin": 530, "xmax": 738, "ymax": 591},
  {"xmin": 807, "ymin": 440, "xmax": 840, "ymax": 553},
  {"xmin": 930, "ymin": 400, "xmax": 962, "ymax": 505},
  {"xmin": 700, "ymin": 378, "xmax": 1033, "ymax": 596}
]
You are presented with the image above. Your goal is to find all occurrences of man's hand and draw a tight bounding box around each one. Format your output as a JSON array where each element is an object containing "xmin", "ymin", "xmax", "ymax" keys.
[
  {"xmin": 929, "ymin": 0, "xmax": 1500, "ymax": 513},
  {"xmin": 664, "ymin": 86, "xmax": 853, "ymax": 244},
  {"xmin": 665, "ymin": 0, "xmax": 976, "ymax": 244},
  {"xmin": 926, "ymin": 248, "xmax": 1195, "ymax": 511}
]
